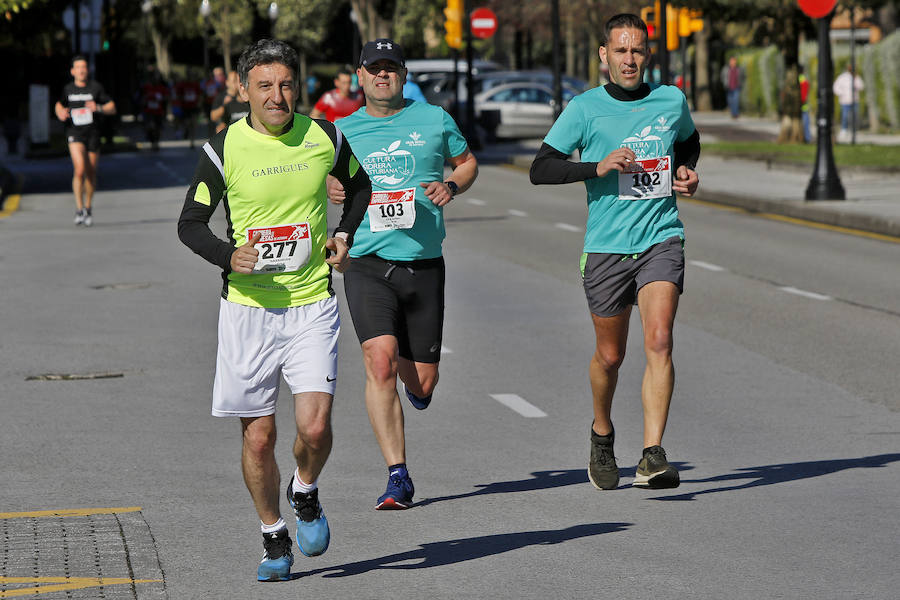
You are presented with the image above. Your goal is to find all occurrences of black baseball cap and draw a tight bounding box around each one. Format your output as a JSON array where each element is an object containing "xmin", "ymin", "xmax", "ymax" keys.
[{"xmin": 359, "ymin": 39, "xmax": 406, "ymax": 68}]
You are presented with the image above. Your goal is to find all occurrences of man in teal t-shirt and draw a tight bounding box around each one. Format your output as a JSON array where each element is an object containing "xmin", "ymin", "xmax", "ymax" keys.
[
  {"xmin": 531, "ymin": 13, "xmax": 700, "ymax": 492},
  {"xmin": 330, "ymin": 39, "xmax": 478, "ymax": 509}
]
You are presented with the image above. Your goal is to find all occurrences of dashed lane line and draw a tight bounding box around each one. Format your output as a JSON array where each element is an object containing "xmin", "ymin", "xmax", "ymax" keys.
[
  {"xmin": 554, "ymin": 222, "xmax": 582, "ymax": 233},
  {"xmin": 688, "ymin": 260, "xmax": 726, "ymax": 272},
  {"xmin": 779, "ymin": 286, "xmax": 832, "ymax": 301},
  {"xmin": 490, "ymin": 394, "xmax": 547, "ymax": 418},
  {"xmin": 508, "ymin": 209, "xmax": 528, "ymax": 217},
  {"xmin": 466, "ymin": 198, "xmax": 486, "ymax": 206}
]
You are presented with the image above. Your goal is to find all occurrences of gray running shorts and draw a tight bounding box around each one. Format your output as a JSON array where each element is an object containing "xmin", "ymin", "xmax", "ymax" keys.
[{"xmin": 582, "ymin": 236, "xmax": 684, "ymax": 317}]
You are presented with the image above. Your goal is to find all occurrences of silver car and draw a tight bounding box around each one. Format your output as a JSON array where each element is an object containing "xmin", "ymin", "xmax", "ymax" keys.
[{"xmin": 474, "ymin": 81, "xmax": 578, "ymax": 139}]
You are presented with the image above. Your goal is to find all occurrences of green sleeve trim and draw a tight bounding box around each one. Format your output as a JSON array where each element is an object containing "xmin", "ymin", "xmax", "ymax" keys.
[{"xmin": 193, "ymin": 181, "xmax": 212, "ymax": 206}]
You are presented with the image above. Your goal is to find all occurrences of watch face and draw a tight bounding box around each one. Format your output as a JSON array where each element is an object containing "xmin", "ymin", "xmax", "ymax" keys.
[{"xmin": 446, "ymin": 181, "xmax": 458, "ymax": 196}]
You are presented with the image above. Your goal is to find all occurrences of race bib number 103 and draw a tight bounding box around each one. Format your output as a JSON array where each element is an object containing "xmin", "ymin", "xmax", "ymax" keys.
[{"xmin": 368, "ymin": 187, "xmax": 416, "ymax": 232}]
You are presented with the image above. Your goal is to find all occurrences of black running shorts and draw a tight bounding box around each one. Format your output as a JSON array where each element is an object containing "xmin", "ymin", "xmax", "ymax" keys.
[
  {"xmin": 66, "ymin": 127, "xmax": 101, "ymax": 153},
  {"xmin": 343, "ymin": 254, "xmax": 445, "ymax": 364},
  {"xmin": 582, "ymin": 236, "xmax": 685, "ymax": 318}
]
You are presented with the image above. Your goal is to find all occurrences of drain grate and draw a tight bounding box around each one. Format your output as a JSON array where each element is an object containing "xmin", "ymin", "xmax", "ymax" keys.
[
  {"xmin": 89, "ymin": 283, "xmax": 152, "ymax": 291},
  {"xmin": 26, "ymin": 372, "xmax": 124, "ymax": 382}
]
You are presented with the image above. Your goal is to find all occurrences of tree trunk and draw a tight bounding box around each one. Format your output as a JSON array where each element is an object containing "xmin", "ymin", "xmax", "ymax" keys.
[
  {"xmin": 222, "ymin": 1, "xmax": 233, "ymax": 74},
  {"xmin": 565, "ymin": 8, "xmax": 575, "ymax": 76},
  {"xmin": 694, "ymin": 18, "xmax": 712, "ymax": 111},
  {"xmin": 150, "ymin": 29, "xmax": 172, "ymax": 80},
  {"xmin": 299, "ymin": 51, "xmax": 310, "ymax": 109},
  {"xmin": 350, "ymin": 0, "xmax": 393, "ymax": 43},
  {"xmin": 777, "ymin": 3, "xmax": 803, "ymax": 143}
]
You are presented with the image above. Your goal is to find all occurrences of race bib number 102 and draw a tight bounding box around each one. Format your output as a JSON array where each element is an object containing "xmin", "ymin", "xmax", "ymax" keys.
[
  {"xmin": 247, "ymin": 223, "xmax": 312, "ymax": 274},
  {"xmin": 618, "ymin": 156, "xmax": 672, "ymax": 200}
]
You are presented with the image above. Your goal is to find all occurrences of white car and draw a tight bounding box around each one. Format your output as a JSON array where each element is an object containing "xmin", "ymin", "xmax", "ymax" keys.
[{"xmin": 474, "ymin": 81, "xmax": 578, "ymax": 139}]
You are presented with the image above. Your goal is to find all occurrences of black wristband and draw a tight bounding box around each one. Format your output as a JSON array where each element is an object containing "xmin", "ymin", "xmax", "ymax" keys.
[{"xmin": 444, "ymin": 180, "xmax": 459, "ymax": 196}]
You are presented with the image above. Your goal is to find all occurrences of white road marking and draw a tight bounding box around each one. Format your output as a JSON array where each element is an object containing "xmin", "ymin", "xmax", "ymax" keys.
[
  {"xmin": 155, "ymin": 161, "xmax": 181, "ymax": 182},
  {"xmin": 441, "ymin": 345, "xmax": 453, "ymax": 354},
  {"xmin": 555, "ymin": 222, "xmax": 582, "ymax": 233},
  {"xmin": 508, "ymin": 209, "xmax": 529, "ymax": 217},
  {"xmin": 489, "ymin": 394, "xmax": 547, "ymax": 418},
  {"xmin": 466, "ymin": 198, "xmax": 486, "ymax": 206},
  {"xmin": 689, "ymin": 260, "xmax": 726, "ymax": 272},
  {"xmin": 779, "ymin": 286, "xmax": 832, "ymax": 301}
]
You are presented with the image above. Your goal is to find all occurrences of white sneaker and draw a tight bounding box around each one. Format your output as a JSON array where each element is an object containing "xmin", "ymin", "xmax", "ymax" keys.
[
  {"xmin": 83, "ymin": 209, "xmax": 93, "ymax": 227},
  {"xmin": 74, "ymin": 210, "xmax": 85, "ymax": 225}
]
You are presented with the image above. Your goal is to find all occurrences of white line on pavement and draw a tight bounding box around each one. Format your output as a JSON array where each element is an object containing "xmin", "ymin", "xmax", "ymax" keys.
[
  {"xmin": 466, "ymin": 198, "xmax": 486, "ymax": 206},
  {"xmin": 508, "ymin": 209, "xmax": 529, "ymax": 217},
  {"xmin": 779, "ymin": 286, "xmax": 832, "ymax": 301},
  {"xmin": 489, "ymin": 394, "xmax": 547, "ymax": 418},
  {"xmin": 441, "ymin": 345, "xmax": 452, "ymax": 354},
  {"xmin": 155, "ymin": 161, "xmax": 181, "ymax": 182},
  {"xmin": 555, "ymin": 222, "xmax": 582, "ymax": 233},
  {"xmin": 689, "ymin": 260, "xmax": 726, "ymax": 272}
]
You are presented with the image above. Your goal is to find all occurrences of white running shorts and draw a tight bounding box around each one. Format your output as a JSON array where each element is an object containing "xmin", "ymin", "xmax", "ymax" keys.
[{"xmin": 212, "ymin": 296, "xmax": 340, "ymax": 417}]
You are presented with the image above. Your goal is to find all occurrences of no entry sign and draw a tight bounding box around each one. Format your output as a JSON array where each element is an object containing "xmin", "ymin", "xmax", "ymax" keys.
[
  {"xmin": 798, "ymin": 0, "xmax": 838, "ymax": 19},
  {"xmin": 470, "ymin": 7, "xmax": 498, "ymax": 39}
]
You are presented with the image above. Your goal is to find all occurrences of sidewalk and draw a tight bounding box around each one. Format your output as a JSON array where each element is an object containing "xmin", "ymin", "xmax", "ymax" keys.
[{"xmin": 504, "ymin": 111, "xmax": 900, "ymax": 239}]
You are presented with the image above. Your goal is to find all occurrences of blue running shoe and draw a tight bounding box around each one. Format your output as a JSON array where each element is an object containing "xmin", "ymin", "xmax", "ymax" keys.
[
  {"xmin": 286, "ymin": 478, "xmax": 330, "ymax": 557},
  {"xmin": 375, "ymin": 466, "xmax": 415, "ymax": 510},
  {"xmin": 404, "ymin": 385, "xmax": 432, "ymax": 410},
  {"xmin": 257, "ymin": 528, "xmax": 293, "ymax": 582}
]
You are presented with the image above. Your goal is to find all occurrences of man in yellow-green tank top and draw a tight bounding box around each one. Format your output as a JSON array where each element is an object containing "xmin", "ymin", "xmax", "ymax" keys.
[{"xmin": 177, "ymin": 39, "xmax": 370, "ymax": 582}]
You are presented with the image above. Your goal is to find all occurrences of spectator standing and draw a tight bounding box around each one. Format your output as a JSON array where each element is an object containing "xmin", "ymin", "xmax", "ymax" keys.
[
  {"xmin": 833, "ymin": 64, "xmax": 864, "ymax": 142},
  {"xmin": 174, "ymin": 71, "xmax": 203, "ymax": 148},
  {"xmin": 720, "ymin": 56, "xmax": 744, "ymax": 119},
  {"xmin": 799, "ymin": 66, "xmax": 811, "ymax": 143}
]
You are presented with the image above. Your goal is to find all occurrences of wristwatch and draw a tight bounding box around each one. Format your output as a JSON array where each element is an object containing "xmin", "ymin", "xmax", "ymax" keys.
[{"xmin": 444, "ymin": 180, "xmax": 459, "ymax": 197}]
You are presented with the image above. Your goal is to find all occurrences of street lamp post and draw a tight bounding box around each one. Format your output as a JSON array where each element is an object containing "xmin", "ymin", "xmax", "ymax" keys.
[
  {"xmin": 200, "ymin": 0, "xmax": 211, "ymax": 76},
  {"xmin": 805, "ymin": 10, "xmax": 845, "ymax": 200},
  {"xmin": 268, "ymin": 2, "xmax": 279, "ymax": 39}
]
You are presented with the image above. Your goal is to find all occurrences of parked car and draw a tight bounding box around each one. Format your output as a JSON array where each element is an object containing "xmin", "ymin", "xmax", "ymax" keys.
[{"xmin": 474, "ymin": 81, "xmax": 578, "ymax": 139}]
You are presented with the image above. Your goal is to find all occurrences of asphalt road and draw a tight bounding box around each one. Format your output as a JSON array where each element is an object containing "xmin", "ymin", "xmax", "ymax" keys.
[{"xmin": 1, "ymin": 146, "xmax": 898, "ymax": 599}]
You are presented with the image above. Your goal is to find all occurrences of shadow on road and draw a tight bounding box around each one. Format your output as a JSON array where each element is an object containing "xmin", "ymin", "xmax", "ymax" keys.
[
  {"xmin": 650, "ymin": 453, "xmax": 900, "ymax": 501},
  {"xmin": 292, "ymin": 522, "xmax": 631, "ymax": 579},
  {"xmin": 414, "ymin": 464, "xmax": 693, "ymax": 508}
]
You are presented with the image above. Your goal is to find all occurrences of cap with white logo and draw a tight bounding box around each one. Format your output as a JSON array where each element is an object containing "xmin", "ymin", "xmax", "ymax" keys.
[{"xmin": 359, "ymin": 38, "xmax": 406, "ymax": 68}]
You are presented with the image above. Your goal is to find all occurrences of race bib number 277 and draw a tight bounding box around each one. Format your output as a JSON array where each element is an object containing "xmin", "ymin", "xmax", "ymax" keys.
[{"xmin": 246, "ymin": 223, "xmax": 311, "ymax": 274}]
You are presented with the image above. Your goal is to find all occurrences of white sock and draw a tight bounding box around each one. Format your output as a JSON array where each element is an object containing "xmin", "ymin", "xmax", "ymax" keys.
[
  {"xmin": 292, "ymin": 468, "xmax": 317, "ymax": 494},
  {"xmin": 260, "ymin": 517, "xmax": 287, "ymax": 534}
]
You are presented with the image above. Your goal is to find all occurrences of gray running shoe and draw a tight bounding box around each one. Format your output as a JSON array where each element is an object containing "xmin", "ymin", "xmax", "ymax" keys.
[
  {"xmin": 588, "ymin": 427, "xmax": 619, "ymax": 490},
  {"xmin": 74, "ymin": 210, "xmax": 85, "ymax": 225},
  {"xmin": 83, "ymin": 208, "xmax": 93, "ymax": 227},
  {"xmin": 634, "ymin": 445, "xmax": 680, "ymax": 489}
]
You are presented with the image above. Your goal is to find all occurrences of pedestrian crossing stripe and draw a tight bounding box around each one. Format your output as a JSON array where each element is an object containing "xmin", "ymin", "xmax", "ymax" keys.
[
  {"xmin": 0, "ymin": 507, "xmax": 142, "ymax": 519},
  {"xmin": 0, "ymin": 577, "xmax": 161, "ymax": 598}
]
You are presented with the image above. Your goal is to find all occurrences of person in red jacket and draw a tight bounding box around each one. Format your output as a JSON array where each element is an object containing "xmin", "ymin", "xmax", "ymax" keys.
[
  {"xmin": 309, "ymin": 67, "xmax": 363, "ymax": 122},
  {"xmin": 141, "ymin": 66, "xmax": 169, "ymax": 151},
  {"xmin": 174, "ymin": 71, "xmax": 203, "ymax": 148}
]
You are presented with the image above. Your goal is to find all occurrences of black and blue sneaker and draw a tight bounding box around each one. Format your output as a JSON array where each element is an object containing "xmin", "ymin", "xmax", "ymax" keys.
[
  {"xmin": 257, "ymin": 528, "xmax": 293, "ymax": 582},
  {"xmin": 286, "ymin": 478, "xmax": 330, "ymax": 557},
  {"xmin": 375, "ymin": 465, "xmax": 415, "ymax": 510},
  {"xmin": 404, "ymin": 385, "xmax": 432, "ymax": 410}
]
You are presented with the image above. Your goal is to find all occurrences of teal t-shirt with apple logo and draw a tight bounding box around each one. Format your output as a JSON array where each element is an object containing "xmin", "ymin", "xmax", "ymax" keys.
[
  {"xmin": 543, "ymin": 83, "xmax": 695, "ymax": 255},
  {"xmin": 337, "ymin": 100, "xmax": 468, "ymax": 261}
]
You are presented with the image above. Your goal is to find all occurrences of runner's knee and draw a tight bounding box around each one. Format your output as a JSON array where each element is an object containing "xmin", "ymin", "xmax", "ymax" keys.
[
  {"xmin": 593, "ymin": 345, "xmax": 626, "ymax": 371},
  {"xmin": 297, "ymin": 417, "xmax": 331, "ymax": 450},
  {"xmin": 643, "ymin": 325, "xmax": 673, "ymax": 357},
  {"xmin": 363, "ymin": 346, "xmax": 399, "ymax": 386},
  {"xmin": 242, "ymin": 423, "xmax": 277, "ymax": 457}
]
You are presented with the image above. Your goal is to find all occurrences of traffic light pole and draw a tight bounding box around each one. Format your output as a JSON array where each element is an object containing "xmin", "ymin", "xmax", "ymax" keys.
[
  {"xmin": 464, "ymin": 0, "xmax": 478, "ymax": 149},
  {"xmin": 658, "ymin": 0, "xmax": 669, "ymax": 84}
]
